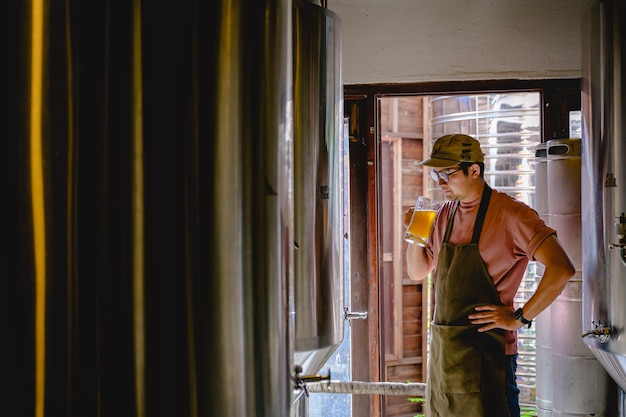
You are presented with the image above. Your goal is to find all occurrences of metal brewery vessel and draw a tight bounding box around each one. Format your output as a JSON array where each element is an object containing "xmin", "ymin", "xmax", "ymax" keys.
[
  {"xmin": 581, "ymin": 0, "xmax": 626, "ymax": 407},
  {"xmin": 293, "ymin": 0, "xmax": 345, "ymax": 378}
]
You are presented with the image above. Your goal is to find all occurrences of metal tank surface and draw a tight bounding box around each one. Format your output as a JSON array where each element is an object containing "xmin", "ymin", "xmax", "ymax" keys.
[
  {"xmin": 582, "ymin": 0, "xmax": 626, "ymax": 399},
  {"xmin": 292, "ymin": 0, "xmax": 345, "ymax": 377},
  {"xmin": 9, "ymin": 1, "xmax": 294, "ymax": 416},
  {"xmin": 536, "ymin": 137, "xmax": 613, "ymax": 417},
  {"xmin": 534, "ymin": 142, "xmax": 554, "ymax": 416}
]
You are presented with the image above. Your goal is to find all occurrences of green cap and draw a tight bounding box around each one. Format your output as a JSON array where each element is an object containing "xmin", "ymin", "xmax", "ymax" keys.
[{"xmin": 418, "ymin": 134, "xmax": 484, "ymax": 167}]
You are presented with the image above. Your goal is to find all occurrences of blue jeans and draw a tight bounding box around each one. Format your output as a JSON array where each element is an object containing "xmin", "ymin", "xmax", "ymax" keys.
[{"xmin": 505, "ymin": 354, "xmax": 521, "ymax": 417}]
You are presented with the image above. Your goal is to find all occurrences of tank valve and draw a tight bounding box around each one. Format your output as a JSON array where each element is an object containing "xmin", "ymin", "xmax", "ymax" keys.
[
  {"xmin": 609, "ymin": 213, "xmax": 626, "ymax": 265},
  {"xmin": 293, "ymin": 365, "xmax": 331, "ymax": 396},
  {"xmin": 344, "ymin": 307, "xmax": 368, "ymax": 321},
  {"xmin": 582, "ymin": 322, "xmax": 612, "ymax": 343},
  {"xmin": 614, "ymin": 213, "xmax": 626, "ymax": 240}
]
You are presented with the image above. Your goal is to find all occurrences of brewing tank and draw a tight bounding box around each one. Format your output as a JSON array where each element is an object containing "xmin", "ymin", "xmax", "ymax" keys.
[
  {"xmin": 10, "ymin": 1, "xmax": 295, "ymax": 416},
  {"xmin": 293, "ymin": 0, "xmax": 344, "ymax": 376},
  {"xmin": 534, "ymin": 142, "xmax": 554, "ymax": 416},
  {"xmin": 581, "ymin": 0, "xmax": 626, "ymax": 397}
]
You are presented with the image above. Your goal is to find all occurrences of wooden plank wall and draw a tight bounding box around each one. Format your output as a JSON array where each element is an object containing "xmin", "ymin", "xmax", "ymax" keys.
[{"xmin": 380, "ymin": 97, "xmax": 428, "ymax": 417}]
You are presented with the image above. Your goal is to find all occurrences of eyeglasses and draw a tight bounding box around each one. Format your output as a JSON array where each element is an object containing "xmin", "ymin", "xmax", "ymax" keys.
[{"xmin": 430, "ymin": 167, "xmax": 463, "ymax": 182}]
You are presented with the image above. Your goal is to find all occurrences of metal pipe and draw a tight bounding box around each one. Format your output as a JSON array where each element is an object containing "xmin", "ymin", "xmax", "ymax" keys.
[
  {"xmin": 306, "ymin": 381, "xmax": 535, "ymax": 399},
  {"xmin": 308, "ymin": 381, "xmax": 426, "ymax": 396}
]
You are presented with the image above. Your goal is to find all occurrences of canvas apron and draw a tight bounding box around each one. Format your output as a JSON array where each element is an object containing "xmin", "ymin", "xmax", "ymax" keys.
[{"xmin": 426, "ymin": 185, "xmax": 508, "ymax": 417}]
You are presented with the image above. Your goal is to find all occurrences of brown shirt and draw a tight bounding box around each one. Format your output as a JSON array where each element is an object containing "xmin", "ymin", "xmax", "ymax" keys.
[{"xmin": 425, "ymin": 187, "xmax": 556, "ymax": 354}]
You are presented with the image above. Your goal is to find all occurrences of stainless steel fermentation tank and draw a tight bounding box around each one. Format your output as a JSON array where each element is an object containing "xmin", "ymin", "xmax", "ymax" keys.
[
  {"xmin": 537, "ymin": 138, "xmax": 614, "ymax": 417},
  {"xmin": 582, "ymin": 0, "xmax": 626, "ymax": 410},
  {"xmin": 293, "ymin": 0, "xmax": 345, "ymax": 378},
  {"xmin": 9, "ymin": 0, "xmax": 345, "ymax": 415},
  {"xmin": 534, "ymin": 143, "xmax": 554, "ymax": 416}
]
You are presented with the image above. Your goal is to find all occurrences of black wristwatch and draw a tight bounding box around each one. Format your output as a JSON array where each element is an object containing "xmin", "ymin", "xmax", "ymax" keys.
[{"xmin": 515, "ymin": 307, "xmax": 532, "ymax": 328}]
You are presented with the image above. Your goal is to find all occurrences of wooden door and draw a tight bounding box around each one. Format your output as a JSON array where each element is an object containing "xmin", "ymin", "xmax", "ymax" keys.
[
  {"xmin": 345, "ymin": 95, "xmax": 381, "ymax": 417},
  {"xmin": 345, "ymin": 95, "xmax": 429, "ymax": 417},
  {"xmin": 378, "ymin": 97, "xmax": 429, "ymax": 417}
]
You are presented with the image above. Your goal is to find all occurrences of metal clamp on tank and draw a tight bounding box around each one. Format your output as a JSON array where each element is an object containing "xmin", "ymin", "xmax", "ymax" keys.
[
  {"xmin": 293, "ymin": 365, "xmax": 331, "ymax": 397},
  {"xmin": 608, "ymin": 212, "xmax": 626, "ymax": 265},
  {"xmin": 582, "ymin": 322, "xmax": 612, "ymax": 343}
]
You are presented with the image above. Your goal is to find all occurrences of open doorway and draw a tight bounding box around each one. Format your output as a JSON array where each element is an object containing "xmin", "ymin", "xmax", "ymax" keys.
[
  {"xmin": 345, "ymin": 80, "xmax": 580, "ymax": 417},
  {"xmin": 379, "ymin": 92, "xmax": 542, "ymax": 417}
]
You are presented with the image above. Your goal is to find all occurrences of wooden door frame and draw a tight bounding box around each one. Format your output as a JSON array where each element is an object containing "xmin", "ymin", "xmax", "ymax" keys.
[
  {"xmin": 345, "ymin": 94, "xmax": 381, "ymax": 417},
  {"xmin": 345, "ymin": 79, "xmax": 580, "ymax": 417}
]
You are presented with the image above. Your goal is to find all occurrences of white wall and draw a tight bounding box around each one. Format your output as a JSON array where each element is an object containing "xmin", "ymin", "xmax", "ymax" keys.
[{"xmin": 331, "ymin": 0, "xmax": 596, "ymax": 84}]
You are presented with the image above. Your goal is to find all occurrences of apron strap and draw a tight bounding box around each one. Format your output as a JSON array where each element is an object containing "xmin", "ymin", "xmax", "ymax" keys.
[
  {"xmin": 471, "ymin": 184, "xmax": 492, "ymax": 244},
  {"xmin": 443, "ymin": 201, "xmax": 460, "ymax": 243}
]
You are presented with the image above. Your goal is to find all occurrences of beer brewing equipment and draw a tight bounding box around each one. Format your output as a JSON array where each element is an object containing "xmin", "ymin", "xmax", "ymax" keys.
[
  {"xmin": 293, "ymin": 0, "xmax": 345, "ymax": 377},
  {"xmin": 534, "ymin": 143, "xmax": 555, "ymax": 416},
  {"xmin": 582, "ymin": 0, "xmax": 626, "ymax": 406},
  {"xmin": 10, "ymin": 1, "xmax": 296, "ymax": 416},
  {"xmin": 545, "ymin": 139, "xmax": 613, "ymax": 416}
]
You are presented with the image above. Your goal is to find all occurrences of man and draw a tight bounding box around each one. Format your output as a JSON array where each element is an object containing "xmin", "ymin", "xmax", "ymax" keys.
[{"xmin": 406, "ymin": 134, "xmax": 574, "ymax": 417}]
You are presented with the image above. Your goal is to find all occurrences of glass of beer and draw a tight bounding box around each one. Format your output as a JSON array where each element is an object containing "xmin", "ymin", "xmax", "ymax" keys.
[{"xmin": 404, "ymin": 196, "xmax": 440, "ymax": 246}]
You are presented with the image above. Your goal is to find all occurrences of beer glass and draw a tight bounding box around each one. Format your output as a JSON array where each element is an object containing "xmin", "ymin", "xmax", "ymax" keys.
[{"xmin": 404, "ymin": 196, "xmax": 440, "ymax": 246}]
